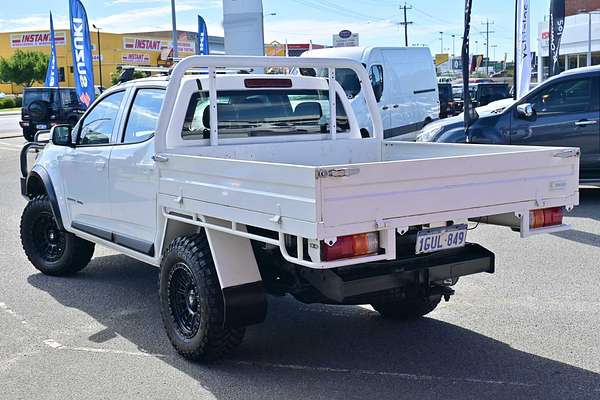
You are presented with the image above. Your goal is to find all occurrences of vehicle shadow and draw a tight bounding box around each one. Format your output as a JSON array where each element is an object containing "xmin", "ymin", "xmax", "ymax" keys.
[
  {"xmin": 551, "ymin": 188, "xmax": 600, "ymax": 247},
  {"xmin": 28, "ymin": 255, "xmax": 600, "ymax": 400}
]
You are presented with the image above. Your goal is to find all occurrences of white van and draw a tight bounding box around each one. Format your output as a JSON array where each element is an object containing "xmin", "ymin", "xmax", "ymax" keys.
[{"xmin": 301, "ymin": 46, "xmax": 440, "ymax": 138}]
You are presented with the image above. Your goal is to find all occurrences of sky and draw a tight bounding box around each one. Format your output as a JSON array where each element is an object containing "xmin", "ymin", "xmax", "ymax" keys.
[{"xmin": 0, "ymin": 0, "xmax": 552, "ymax": 61}]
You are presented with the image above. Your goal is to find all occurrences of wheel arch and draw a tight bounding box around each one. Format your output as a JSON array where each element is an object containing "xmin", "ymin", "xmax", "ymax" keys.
[
  {"xmin": 25, "ymin": 166, "xmax": 64, "ymax": 230},
  {"xmin": 160, "ymin": 216, "xmax": 266, "ymax": 328}
]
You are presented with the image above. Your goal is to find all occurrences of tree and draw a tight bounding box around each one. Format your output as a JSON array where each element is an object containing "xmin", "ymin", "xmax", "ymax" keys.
[{"xmin": 0, "ymin": 50, "xmax": 49, "ymax": 87}]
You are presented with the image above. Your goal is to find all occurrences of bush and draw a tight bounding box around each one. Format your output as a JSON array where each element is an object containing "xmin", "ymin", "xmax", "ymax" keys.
[
  {"xmin": 0, "ymin": 98, "xmax": 16, "ymax": 109},
  {"xmin": 13, "ymin": 96, "xmax": 22, "ymax": 107}
]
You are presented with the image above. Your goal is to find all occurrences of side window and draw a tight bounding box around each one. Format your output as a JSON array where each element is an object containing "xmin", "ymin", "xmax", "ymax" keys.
[
  {"xmin": 78, "ymin": 91, "xmax": 125, "ymax": 145},
  {"xmin": 122, "ymin": 88, "xmax": 165, "ymax": 144},
  {"xmin": 527, "ymin": 79, "xmax": 593, "ymax": 116},
  {"xmin": 369, "ymin": 65, "xmax": 384, "ymax": 102}
]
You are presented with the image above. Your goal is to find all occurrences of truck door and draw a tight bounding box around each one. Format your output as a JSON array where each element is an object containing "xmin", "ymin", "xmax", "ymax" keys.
[
  {"xmin": 510, "ymin": 76, "xmax": 600, "ymax": 178},
  {"xmin": 107, "ymin": 88, "xmax": 165, "ymax": 255},
  {"xmin": 60, "ymin": 90, "xmax": 126, "ymax": 236}
]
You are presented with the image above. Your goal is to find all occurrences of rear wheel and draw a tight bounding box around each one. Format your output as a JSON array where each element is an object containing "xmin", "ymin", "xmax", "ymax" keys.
[
  {"xmin": 159, "ymin": 233, "xmax": 245, "ymax": 362},
  {"xmin": 371, "ymin": 292, "xmax": 441, "ymax": 320},
  {"xmin": 20, "ymin": 196, "xmax": 95, "ymax": 276}
]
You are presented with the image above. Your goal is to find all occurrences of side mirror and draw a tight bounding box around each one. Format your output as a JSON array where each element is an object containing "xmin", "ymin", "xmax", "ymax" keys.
[
  {"xmin": 51, "ymin": 125, "xmax": 73, "ymax": 146},
  {"xmin": 516, "ymin": 103, "xmax": 536, "ymax": 120}
]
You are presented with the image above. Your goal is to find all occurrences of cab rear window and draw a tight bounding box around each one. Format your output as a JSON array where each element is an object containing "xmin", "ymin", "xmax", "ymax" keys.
[{"xmin": 182, "ymin": 89, "xmax": 349, "ymax": 140}]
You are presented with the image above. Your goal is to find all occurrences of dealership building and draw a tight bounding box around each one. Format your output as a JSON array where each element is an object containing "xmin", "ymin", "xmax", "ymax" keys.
[
  {"xmin": 537, "ymin": 0, "xmax": 600, "ymax": 81},
  {"xmin": 0, "ymin": 29, "xmax": 224, "ymax": 94}
]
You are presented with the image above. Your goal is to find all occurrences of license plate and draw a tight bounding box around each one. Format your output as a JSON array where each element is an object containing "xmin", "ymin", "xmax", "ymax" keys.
[
  {"xmin": 36, "ymin": 124, "xmax": 47, "ymax": 129},
  {"xmin": 416, "ymin": 224, "xmax": 467, "ymax": 255}
]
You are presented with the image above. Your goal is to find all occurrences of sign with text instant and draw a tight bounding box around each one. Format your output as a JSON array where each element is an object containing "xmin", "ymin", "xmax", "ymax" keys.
[
  {"xmin": 69, "ymin": 0, "xmax": 94, "ymax": 108},
  {"xmin": 121, "ymin": 53, "xmax": 150, "ymax": 64},
  {"xmin": 10, "ymin": 31, "xmax": 66, "ymax": 48},
  {"xmin": 123, "ymin": 37, "xmax": 196, "ymax": 53}
]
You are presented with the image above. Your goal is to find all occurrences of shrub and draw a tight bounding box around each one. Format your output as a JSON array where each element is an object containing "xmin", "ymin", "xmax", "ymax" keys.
[{"xmin": 0, "ymin": 98, "xmax": 16, "ymax": 108}]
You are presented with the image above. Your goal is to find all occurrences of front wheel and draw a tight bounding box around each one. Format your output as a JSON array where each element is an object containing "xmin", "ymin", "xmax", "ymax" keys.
[
  {"xmin": 20, "ymin": 195, "xmax": 95, "ymax": 276},
  {"xmin": 371, "ymin": 292, "xmax": 442, "ymax": 320},
  {"xmin": 159, "ymin": 233, "xmax": 245, "ymax": 362}
]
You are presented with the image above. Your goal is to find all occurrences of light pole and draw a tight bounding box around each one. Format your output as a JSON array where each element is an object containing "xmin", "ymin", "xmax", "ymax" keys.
[
  {"xmin": 439, "ymin": 32, "xmax": 444, "ymax": 53},
  {"xmin": 170, "ymin": 0, "xmax": 178, "ymax": 59},
  {"xmin": 92, "ymin": 24, "xmax": 103, "ymax": 89},
  {"xmin": 451, "ymin": 34, "xmax": 456, "ymax": 56}
]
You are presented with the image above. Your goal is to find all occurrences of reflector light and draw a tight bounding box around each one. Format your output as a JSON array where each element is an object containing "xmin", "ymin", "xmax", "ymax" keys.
[
  {"xmin": 322, "ymin": 232, "xmax": 379, "ymax": 261},
  {"xmin": 244, "ymin": 78, "xmax": 292, "ymax": 88},
  {"xmin": 529, "ymin": 207, "xmax": 563, "ymax": 229}
]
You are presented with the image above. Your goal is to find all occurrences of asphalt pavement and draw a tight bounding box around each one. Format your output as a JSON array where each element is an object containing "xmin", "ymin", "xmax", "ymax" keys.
[
  {"xmin": 0, "ymin": 121, "xmax": 599, "ymax": 399},
  {"xmin": 0, "ymin": 113, "xmax": 21, "ymax": 138}
]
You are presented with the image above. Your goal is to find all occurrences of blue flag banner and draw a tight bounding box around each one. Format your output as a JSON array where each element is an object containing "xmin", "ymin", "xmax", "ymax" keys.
[
  {"xmin": 44, "ymin": 12, "xmax": 59, "ymax": 88},
  {"xmin": 69, "ymin": 0, "xmax": 94, "ymax": 107},
  {"xmin": 197, "ymin": 15, "xmax": 209, "ymax": 55}
]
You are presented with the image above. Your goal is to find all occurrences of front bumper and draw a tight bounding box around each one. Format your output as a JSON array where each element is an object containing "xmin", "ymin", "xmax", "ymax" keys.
[{"xmin": 299, "ymin": 243, "xmax": 494, "ymax": 303}]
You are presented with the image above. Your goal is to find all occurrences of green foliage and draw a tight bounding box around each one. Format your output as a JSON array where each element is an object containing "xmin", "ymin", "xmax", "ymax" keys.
[
  {"xmin": 14, "ymin": 96, "xmax": 22, "ymax": 107},
  {"xmin": 110, "ymin": 69, "xmax": 148, "ymax": 86},
  {"xmin": 0, "ymin": 50, "xmax": 49, "ymax": 87},
  {"xmin": 0, "ymin": 98, "xmax": 16, "ymax": 109}
]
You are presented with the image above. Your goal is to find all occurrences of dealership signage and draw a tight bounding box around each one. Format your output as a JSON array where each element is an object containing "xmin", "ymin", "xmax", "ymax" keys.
[
  {"xmin": 122, "ymin": 52, "xmax": 150, "ymax": 64},
  {"xmin": 333, "ymin": 30, "xmax": 359, "ymax": 47},
  {"xmin": 123, "ymin": 37, "xmax": 195, "ymax": 53},
  {"xmin": 10, "ymin": 31, "xmax": 66, "ymax": 48}
]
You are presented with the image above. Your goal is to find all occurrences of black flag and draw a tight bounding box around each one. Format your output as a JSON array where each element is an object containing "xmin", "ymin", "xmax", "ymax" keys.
[
  {"xmin": 549, "ymin": 0, "xmax": 565, "ymax": 77},
  {"xmin": 462, "ymin": 0, "xmax": 473, "ymax": 138}
]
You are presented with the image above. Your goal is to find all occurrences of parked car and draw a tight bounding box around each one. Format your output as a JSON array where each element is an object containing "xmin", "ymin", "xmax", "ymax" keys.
[
  {"xmin": 19, "ymin": 56, "xmax": 578, "ymax": 362},
  {"xmin": 453, "ymin": 83, "xmax": 510, "ymax": 113},
  {"xmin": 438, "ymin": 83, "xmax": 456, "ymax": 118},
  {"xmin": 417, "ymin": 65, "xmax": 600, "ymax": 184},
  {"xmin": 19, "ymin": 87, "xmax": 102, "ymax": 142},
  {"xmin": 302, "ymin": 46, "xmax": 440, "ymax": 138}
]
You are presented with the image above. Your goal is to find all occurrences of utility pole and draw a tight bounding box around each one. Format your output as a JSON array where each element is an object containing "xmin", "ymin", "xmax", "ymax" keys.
[
  {"xmin": 439, "ymin": 31, "xmax": 443, "ymax": 54},
  {"xmin": 399, "ymin": 3, "xmax": 413, "ymax": 47},
  {"xmin": 92, "ymin": 24, "xmax": 103, "ymax": 89},
  {"xmin": 481, "ymin": 19, "xmax": 495, "ymax": 75},
  {"xmin": 451, "ymin": 34, "xmax": 456, "ymax": 56}
]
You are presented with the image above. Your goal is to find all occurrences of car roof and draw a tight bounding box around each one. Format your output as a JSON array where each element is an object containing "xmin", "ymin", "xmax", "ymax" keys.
[{"xmin": 559, "ymin": 64, "xmax": 600, "ymax": 78}]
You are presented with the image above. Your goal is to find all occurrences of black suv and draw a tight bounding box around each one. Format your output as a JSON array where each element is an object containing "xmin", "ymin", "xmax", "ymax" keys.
[
  {"xmin": 417, "ymin": 66, "xmax": 600, "ymax": 184},
  {"xmin": 19, "ymin": 87, "xmax": 86, "ymax": 141},
  {"xmin": 454, "ymin": 83, "xmax": 510, "ymax": 113}
]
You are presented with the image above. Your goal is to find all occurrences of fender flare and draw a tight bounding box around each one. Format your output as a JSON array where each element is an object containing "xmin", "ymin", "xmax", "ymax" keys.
[{"xmin": 26, "ymin": 166, "xmax": 64, "ymax": 231}]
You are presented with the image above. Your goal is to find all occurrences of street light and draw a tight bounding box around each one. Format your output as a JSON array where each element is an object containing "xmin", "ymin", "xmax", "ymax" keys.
[
  {"xmin": 171, "ymin": 0, "xmax": 178, "ymax": 59},
  {"xmin": 92, "ymin": 24, "xmax": 103, "ymax": 89}
]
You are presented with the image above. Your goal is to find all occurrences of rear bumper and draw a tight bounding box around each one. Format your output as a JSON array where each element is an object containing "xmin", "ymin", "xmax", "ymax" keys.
[{"xmin": 299, "ymin": 243, "xmax": 494, "ymax": 303}]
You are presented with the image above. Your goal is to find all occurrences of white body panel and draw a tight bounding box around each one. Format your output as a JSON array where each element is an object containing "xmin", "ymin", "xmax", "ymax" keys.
[{"xmin": 302, "ymin": 47, "xmax": 440, "ymax": 138}]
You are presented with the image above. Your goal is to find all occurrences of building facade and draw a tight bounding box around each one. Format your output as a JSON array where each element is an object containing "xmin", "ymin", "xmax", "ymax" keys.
[{"xmin": 0, "ymin": 29, "xmax": 224, "ymax": 94}]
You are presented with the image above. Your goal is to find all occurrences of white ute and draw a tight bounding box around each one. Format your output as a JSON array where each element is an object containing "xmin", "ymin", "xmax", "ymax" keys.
[{"xmin": 20, "ymin": 56, "xmax": 579, "ymax": 362}]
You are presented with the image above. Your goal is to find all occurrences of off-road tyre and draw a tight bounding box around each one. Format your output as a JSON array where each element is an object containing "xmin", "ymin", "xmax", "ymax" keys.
[
  {"xmin": 20, "ymin": 195, "xmax": 95, "ymax": 276},
  {"xmin": 159, "ymin": 232, "xmax": 245, "ymax": 362},
  {"xmin": 372, "ymin": 293, "xmax": 442, "ymax": 320}
]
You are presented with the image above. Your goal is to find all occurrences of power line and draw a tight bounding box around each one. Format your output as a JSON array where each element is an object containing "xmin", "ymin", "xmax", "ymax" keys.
[{"xmin": 399, "ymin": 3, "xmax": 413, "ymax": 47}]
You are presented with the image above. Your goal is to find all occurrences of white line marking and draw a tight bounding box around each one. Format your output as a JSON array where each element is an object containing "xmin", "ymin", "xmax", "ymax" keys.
[
  {"xmin": 232, "ymin": 360, "xmax": 536, "ymax": 388},
  {"xmin": 42, "ymin": 339, "xmax": 165, "ymax": 358}
]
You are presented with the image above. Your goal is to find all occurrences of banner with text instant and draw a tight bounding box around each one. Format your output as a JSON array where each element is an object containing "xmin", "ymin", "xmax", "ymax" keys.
[
  {"xmin": 44, "ymin": 12, "xmax": 59, "ymax": 88},
  {"xmin": 515, "ymin": 0, "xmax": 531, "ymax": 98},
  {"xmin": 69, "ymin": 0, "xmax": 95, "ymax": 107}
]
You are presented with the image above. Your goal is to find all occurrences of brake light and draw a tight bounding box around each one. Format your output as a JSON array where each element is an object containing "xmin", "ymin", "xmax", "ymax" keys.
[
  {"xmin": 322, "ymin": 232, "xmax": 379, "ymax": 261},
  {"xmin": 244, "ymin": 78, "xmax": 292, "ymax": 88},
  {"xmin": 529, "ymin": 207, "xmax": 563, "ymax": 229}
]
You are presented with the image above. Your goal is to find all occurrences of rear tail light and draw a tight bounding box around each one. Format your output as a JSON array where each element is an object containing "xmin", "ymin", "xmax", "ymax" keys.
[
  {"xmin": 244, "ymin": 78, "xmax": 292, "ymax": 88},
  {"xmin": 529, "ymin": 207, "xmax": 563, "ymax": 229},
  {"xmin": 322, "ymin": 232, "xmax": 379, "ymax": 261}
]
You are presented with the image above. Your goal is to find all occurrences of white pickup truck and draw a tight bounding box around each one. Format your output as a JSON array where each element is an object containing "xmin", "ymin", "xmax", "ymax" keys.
[{"xmin": 19, "ymin": 56, "xmax": 579, "ymax": 362}]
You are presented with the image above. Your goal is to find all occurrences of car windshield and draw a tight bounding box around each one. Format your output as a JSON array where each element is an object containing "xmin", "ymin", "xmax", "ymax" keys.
[
  {"xmin": 316, "ymin": 68, "xmax": 361, "ymax": 98},
  {"xmin": 182, "ymin": 89, "xmax": 349, "ymax": 140},
  {"xmin": 23, "ymin": 90, "xmax": 52, "ymax": 108}
]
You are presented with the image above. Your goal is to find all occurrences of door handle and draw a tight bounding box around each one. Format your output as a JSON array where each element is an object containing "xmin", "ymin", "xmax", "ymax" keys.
[
  {"xmin": 95, "ymin": 159, "xmax": 106, "ymax": 171},
  {"xmin": 382, "ymin": 106, "xmax": 389, "ymax": 110},
  {"xmin": 574, "ymin": 120, "xmax": 598, "ymax": 127},
  {"xmin": 393, "ymin": 104, "xmax": 399, "ymax": 109}
]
